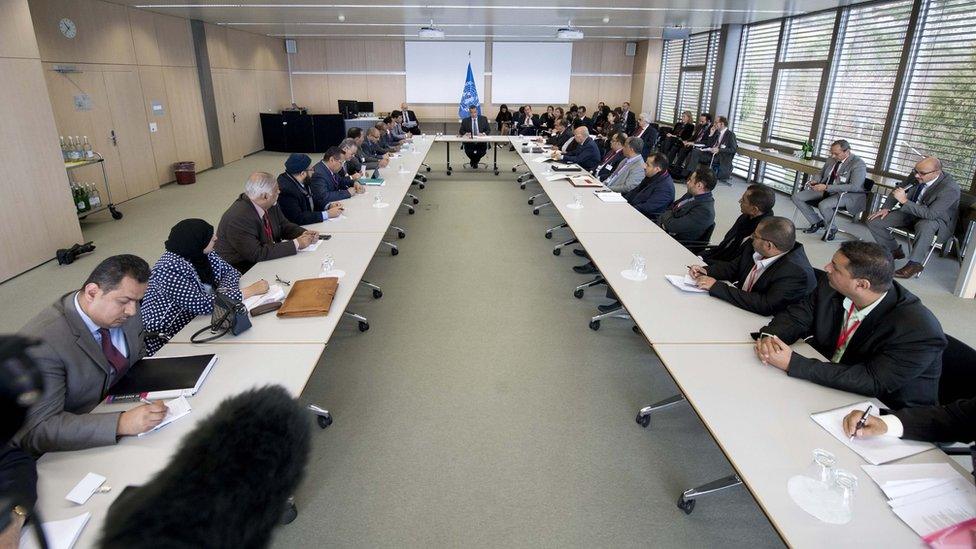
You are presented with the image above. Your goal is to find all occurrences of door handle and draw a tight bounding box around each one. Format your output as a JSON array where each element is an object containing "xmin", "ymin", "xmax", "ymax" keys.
[
  {"xmin": 232, "ymin": 112, "xmax": 237, "ymax": 123},
  {"xmin": 110, "ymin": 130, "xmax": 118, "ymax": 146}
]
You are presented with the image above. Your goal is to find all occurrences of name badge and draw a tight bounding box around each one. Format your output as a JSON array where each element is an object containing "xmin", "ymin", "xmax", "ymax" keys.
[
  {"xmin": 839, "ymin": 176, "xmax": 848, "ymax": 183},
  {"xmin": 720, "ymin": 145, "xmax": 726, "ymax": 150}
]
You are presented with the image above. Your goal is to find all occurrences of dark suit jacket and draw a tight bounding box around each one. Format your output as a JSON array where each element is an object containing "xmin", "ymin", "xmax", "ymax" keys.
[
  {"xmin": 622, "ymin": 110, "xmax": 637, "ymax": 135},
  {"xmin": 595, "ymin": 149, "xmax": 624, "ymax": 181},
  {"xmin": 548, "ymin": 129, "xmax": 573, "ymax": 148},
  {"xmin": 15, "ymin": 292, "xmax": 147, "ymax": 455},
  {"xmin": 624, "ymin": 170, "xmax": 675, "ymax": 221},
  {"xmin": 668, "ymin": 122, "xmax": 695, "ymax": 141},
  {"xmin": 401, "ymin": 109, "xmax": 420, "ymax": 131},
  {"xmin": 516, "ymin": 113, "xmax": 540, "ymax": 129},
  {"xmin": 690, "ymin": 123, "xmax": 712, "ymax": 144},
  {"xmin": 894, "ymin": 397, "xmax": 976, "ymax": 443},
  {"xmin": 706, "ymin": 129, "xmax": 738, "ymax": 178},
  {"xmin": 575, "ymin": 116, "xmax": 592, "ymax": 129},
  {"xmin": 459, "ymin": 115, "xmax": 490, "ymax": 136},
  {"xmin": 310, "ymin": 161, "xmax": 353, "ymax": 206},
  {"xmin": 277, "ymin": 173, "xmax": 325, "ymax": 225},
  {"xmin": 658, "ymin": 192, "xmax": 716, "ymax": 246},
  {"xmin": 636, "ymin": 125, "xmax": 659, "ymax": 157},
  {"xmin": 759, "ymin": 278, "xmax": 945, "ymax": 409},
  {"xmin": 882, "ymin": 172, "xmax": 961, "ymax": 237},
  {"xmin": 706, "ymin": 242, "xmax": 816, "ymax": 316},
  {"xmin": 214, "ymin": 194, "xmax": 305, "ymax": 274},
  {"xmin": 562, "ymin": 137, "xmax": 601, "ymax": 171},
  {"xmin": 702, "ymin": 212, "xmax": 772, "ymax": 264}
]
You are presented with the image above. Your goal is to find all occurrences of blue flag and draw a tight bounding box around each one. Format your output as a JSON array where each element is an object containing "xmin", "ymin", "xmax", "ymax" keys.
[{"xmin": 458, "ymin": 62, "xmax": 481, "ymax": 119}]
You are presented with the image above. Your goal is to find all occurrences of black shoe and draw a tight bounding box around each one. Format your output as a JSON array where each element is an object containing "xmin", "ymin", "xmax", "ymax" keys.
[
  {"xmin": 892, "ymin": 246, "xmax": 906, "ymax": 260},
  {"xmin": 803, "ymin": 221, "xmax": 825, "ymax": 234},
  {"xmin": 573, "ymin": 248, "xmax": 589, "ymax": 258},
  {"xmin": 825, "ymin": 227, "xmax": 837, "ymax": 241},
  {"xmin": 597, "ymin": 301, "xmax": 622, "ymax": 313},
  {"xmin": 573, "ymin": 262, "xmax": 599, "ymax": 274}
]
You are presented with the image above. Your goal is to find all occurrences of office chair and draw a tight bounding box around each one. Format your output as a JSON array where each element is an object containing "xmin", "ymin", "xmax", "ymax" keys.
[
  {"xmin": 931, "ymin": 334, "xmax": 976, "ymax": 475},
  {"xmin": 886, "ymin": 200, "xmax": 970, "ymax": 279},
  {"xmin": 545, "ymin": 222, "xmax": 569, "ymax": 239},
  {"xmin": 822, "ymin": 179, "xmax": 875, "ymax": 242}
]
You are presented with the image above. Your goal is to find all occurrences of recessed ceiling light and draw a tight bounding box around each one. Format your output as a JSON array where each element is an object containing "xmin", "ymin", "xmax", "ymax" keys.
[
  {"xmin": 337, "ymin": 14, "xmax": 345, "ymax": 21},
  {"xmin": 602, "ymin": 16, "xmax": 610, "ymax": 23}
]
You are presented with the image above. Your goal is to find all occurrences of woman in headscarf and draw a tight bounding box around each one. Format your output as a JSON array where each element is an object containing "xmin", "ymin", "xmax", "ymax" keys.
[{"xmin": 141, "ymin": 219, "xmax": 269, "ymax": 355}]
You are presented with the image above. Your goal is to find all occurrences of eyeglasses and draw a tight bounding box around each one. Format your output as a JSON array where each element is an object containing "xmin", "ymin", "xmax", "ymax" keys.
[
  {"xmin": 275, "ymin": 275, "xmax": 291, "ymax": 286},
  {"xmin": 914, "ymin": 168, "xmax": 939, "ymax": 176}
]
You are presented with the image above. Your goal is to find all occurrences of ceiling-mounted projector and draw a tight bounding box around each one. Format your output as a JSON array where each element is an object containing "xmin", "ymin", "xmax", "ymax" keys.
[
  {"xmin": 419, "ymin": 20, "xmax": 444, "ymax": 39},
  {"xmin": 663, "ymin": 26, "xmax": 691, "ymax": 40},
  {"xmin": 556, "ymin": 25, "xmax": 584, "ymax": 40}
]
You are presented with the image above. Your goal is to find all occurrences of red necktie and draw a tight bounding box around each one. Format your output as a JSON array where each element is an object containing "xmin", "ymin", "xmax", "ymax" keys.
[
  {"xmin": 828, "ymin": 162, "xmax": 840, "ymax": 184},
  {"xmin": 262, "ymin": 213, "xmax": 273, "ymax": 242},
  {"xmin": 834, "ymin": 303, "xmax": 862, "ymax": 353},
  {"xmin": 98, "ymin": 328, "xmax": 129, "ymax": 377},
  {"xmin": 742, "ymin": 263, "xmax": 761, "ymax": 292}
]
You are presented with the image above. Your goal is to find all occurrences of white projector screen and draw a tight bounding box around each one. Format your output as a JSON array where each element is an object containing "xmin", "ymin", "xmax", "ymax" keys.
[
  {"xmin": 491, "ymin": 42, "xmax": 572, "ymax": 104},
  {"xmin": 405, "ymin": 41, "xmax": 486, "ymax": 104}
]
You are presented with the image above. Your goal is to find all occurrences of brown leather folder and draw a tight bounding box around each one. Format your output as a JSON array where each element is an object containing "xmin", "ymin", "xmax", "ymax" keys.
[{"xmin": 276, "ymin": 277, "xmax": 338, "ymax": 318}]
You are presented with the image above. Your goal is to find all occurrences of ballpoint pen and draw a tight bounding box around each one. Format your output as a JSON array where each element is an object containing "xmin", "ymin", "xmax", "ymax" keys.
[{"xmin": 850, "ymin": 404, "xmax": 874, "ymax": 441}]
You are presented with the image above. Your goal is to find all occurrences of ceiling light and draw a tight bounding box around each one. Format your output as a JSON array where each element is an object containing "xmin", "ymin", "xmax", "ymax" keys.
[
  {"xmin": 602, "ymin": 16, "xmax": 610, "ymax": 23},
  {"xmin": 337, "ymin": 14, "xmax": 345, "ymax": 21},
  {"xmin": 555, "ymin": 21, "xmax": 583, "ymax": 40},
  {"xmin": 419, "ymin": 19, "xmax": 445, "ymax": 39}
]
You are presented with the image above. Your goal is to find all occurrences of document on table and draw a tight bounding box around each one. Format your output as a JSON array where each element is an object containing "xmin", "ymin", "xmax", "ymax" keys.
[
  {"xmin": 298, "ymin": 239, "xmax": 321, "ymax": 252},
  {"xmin": 810, "ymin": 401, "xmax": 934, "ymax": 465},
  {"xmin": 889, "ymin": 477, "xmax": 976, "ymax": 537},
  {"xmin": 593, "ymin": 191, "xmax": 627, "ymax": 203},
  {"xmin": 665, "ymin": 274, "xmax": 708, "ymax": 293},
  {"xmin": 862, "ymin": 463, "xmax": 961, "ymax": 500},
  {"xmin": 137, "ymin": 396, "xmax": 192, "ymax": 437},
  {"xmin": 20, "ymin": 512, "xmax": 91, "ymax": 549},
  {"xmin": 325, "ymin": 213, "xmax": 348, "ymax": 222},
  {"xmin": 243, "ymin": 284, "xmax": 285, "ymax": 311},
  {"xmin": 533, "ymin": 156, "xmax": 553, "ymax": 163}
]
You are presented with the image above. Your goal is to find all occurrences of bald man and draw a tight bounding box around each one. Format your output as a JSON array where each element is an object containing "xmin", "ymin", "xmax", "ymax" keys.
[
  {"xmin": 866, "ymin": 156, "xmax": 961, "ymax": 278},
  {"xmin": 399, "ymin": 102, "xmax": 421, "ymax": 134},
  {"xmin": 551, "ymin": 126, "xmax": 601, "ymax": 172}
]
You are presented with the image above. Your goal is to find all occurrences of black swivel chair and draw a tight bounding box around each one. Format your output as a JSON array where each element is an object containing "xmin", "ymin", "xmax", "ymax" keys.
[{"xmin": 823, "ymin": 178, "xmax": 875, "ymax": 242}]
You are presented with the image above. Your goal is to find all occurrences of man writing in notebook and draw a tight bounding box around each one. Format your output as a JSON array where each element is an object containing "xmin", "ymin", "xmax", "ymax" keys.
[
  {"xmin": 753, "ymin": 241, "xmax": 945, "ymax": 410},
  {"xmin": 14, "ymin": 255, "xmax": 167, "ymax": 455}
]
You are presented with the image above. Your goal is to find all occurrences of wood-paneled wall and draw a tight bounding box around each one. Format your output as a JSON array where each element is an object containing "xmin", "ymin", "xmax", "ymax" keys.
[
  {"xmin": 204, "ymin": 24, "xmax": 290, "ymax": 162},
  {"xmin": 0, "ymin": 0, "xmax": 83, "ymax": 282},
  {"xmin": 290, "ymin": 39, "xmax": 638, "ymax": 118},
  {"xmin": 29, "ymin": 0, "xmax": 211, "ymax": 203},
  {"xmin": 631, "ymin": 40, "xmax": 664, "ymax": 118}
]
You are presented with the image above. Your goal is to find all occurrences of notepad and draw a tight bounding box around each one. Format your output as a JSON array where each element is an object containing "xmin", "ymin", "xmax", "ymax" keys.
[
  {"xmin": 243, "ymin": 284, "xmax": 285, "ymax": 311},
  {"xmin": 594, "ymin": 191, "xmax": 627, "ymax": 203},
  {"xmin": 298, "ymin": 239, "xmax": 321, "ymax": 252},
  {"xmin": 359, "ymin": 177, "xmax": 385, "ymax": 186},
  {"xmin": 665, "ymin": 274, "xmax": 708, "ymax": 293},
  {"xmin": 810, "ymin": 401, "xmax": 934, "ymax": 465},
  {"xmin": 138, "ymin": 396, "xmax": 192, "ymax": 437},
  {"xmin": 20, "ymin": 512, "xmax": 91, "ymax": 549}
]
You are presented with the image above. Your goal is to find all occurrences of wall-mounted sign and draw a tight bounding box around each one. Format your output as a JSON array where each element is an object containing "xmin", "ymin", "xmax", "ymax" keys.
[
  {"xmin": 74, "ymin": 94, "xmax": 92, "ymax": 111},
  {"xmin": 151, "ymin": 101, "xmax": 165, "ymax": 115}
]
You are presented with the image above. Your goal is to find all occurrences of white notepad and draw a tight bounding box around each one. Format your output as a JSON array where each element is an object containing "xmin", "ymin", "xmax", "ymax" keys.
[
  {"xmin": 20, "ymin": 512, "xmax": 91, "ymax": 549},
  {"xmin": 810, "ymin": 401, "xmax": 934, "ymax": 465},
  {"xmin": 243, "ymin": 284, "xmax": 285, "ymax": 311},
  {"xmin": 138, "ymin": 396, "xmax": 192, "ymax": 437},
  {"xmin": 593, "ymin": 191, "xmax": 627, "ymax": 203},
  {"xmin": 665, "ymin": 274, "xmax": 708, "ymax": 293},
  {"xmin": 298, "ymin": 239, "xmax": 321, "ymax": 252}
]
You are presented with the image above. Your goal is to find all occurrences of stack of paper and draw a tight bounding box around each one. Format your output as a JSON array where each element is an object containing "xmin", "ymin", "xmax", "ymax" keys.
[
  {"xmin": 665, "ymin": 274, "xmax": 708, "ymax": 293},
  {"xmin": 862, "ymin": 463, "xmax": 976, "ymax": 538},
  {"xmin": 298, "ymin": 239, "xmax": 321, "ymax": 252},
  {"xmin": 138, "ymin": 396, "xmax": 192, "ymax": 437},
  {"xmin": 20, "ymin": 512, "xmax": 91, "ymax": 549},
  {"xmin": 810, "ymin": 402, "xmax": 934, "ymax": 465},
  {"xmin": 593, "ymin": 191, "xmax": 627, "ymax": 203}
]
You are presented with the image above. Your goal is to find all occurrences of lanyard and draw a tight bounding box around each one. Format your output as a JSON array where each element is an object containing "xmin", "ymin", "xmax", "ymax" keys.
[{"xmin": 835, "ymin": 302, "xmax": 862, "ymax": 352}]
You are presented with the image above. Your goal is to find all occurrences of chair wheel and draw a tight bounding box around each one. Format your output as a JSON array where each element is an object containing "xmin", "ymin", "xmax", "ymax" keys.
[
  {"xmin": 573, "ymin": 289, "xmax": 584, "ymax": 299},
  {"xmin": 589, "ymin": 320, "xmax": 600, "ymax": 331},
  {"xmin": 412, "ymin": 198, "xmax": 419, "ymax": 205},
  {"xmin": 317, "ymin": 413, "xmax": 333, "ymax": 429},
  {"xmin": 520, "ymin": 184, "xmax": 526, "ymax": 190},
  {"xmin": 544, "ymin": 232, "xmax": 553, "ymax": 239},
  {"xmin": 408, "ymin": 207, "xmax": 415, "ymax": 214},
  {"xmin": 372, "ymin": 289, "xmax": 383, "ymax": 299},
  {"xmin": 446, "ymin": 170, "xmax": 452, "ymax": 176},
  {"xmin": 636, "ymin": 412, "xmax": 650, "ymax": 428},
  {"xmin": 397, "ymin": 230, "xmax": 406, "ymax": 239},
  {"xmin": 110, "ymin": 206, "xmax": 123, "ymax": 220},
  {"xmin": 677, "ymin": 496, "xmax": 696, "ymax": 515},
  {"xmin": 553, "ymin": 248, "xmax": 561, "ymax": 256},
  {"xmin": 426, "ymin": 166, "xmax": 431, "ymax": 172},
  {"xmin": 391, "ymin": 248, "xmax": 399, "ymax": 256},
  {"xmin": 494, "ymin": 170, "xmax": 499, "ymax": 176},
  {"xmin": 528, "ymin": 198, "xmax": 535, "ymax": 205},
  {"xmin": 511, "ymin": 167, "xmax": 517, "ymax": 172},
  {"xmin": 280, "ymin": 500, "xmax": 299, "ymax": 524},
  {"xmin": 419, "ymin": 183, "xmax": 425, "ymax": 189},
  {"xmin": 358, "ymin": 321, "xmax": 370, "ymax": 332},
  {"xmin": 532, "ymin": 209, "xmax": 540, "ymax": 215}
]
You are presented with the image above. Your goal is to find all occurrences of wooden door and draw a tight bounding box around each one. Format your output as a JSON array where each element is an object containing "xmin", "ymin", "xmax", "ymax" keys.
[
  {"xmin": 103, "ymin": 70, "xmax": 158, "ymax": 198},
  {"xmin": 233, "ymin": 69, "xmax": 262, "ymax": 158},
  {"xmin": 211, "ymin": 69, "xmax": 239, "ymax": 163}
]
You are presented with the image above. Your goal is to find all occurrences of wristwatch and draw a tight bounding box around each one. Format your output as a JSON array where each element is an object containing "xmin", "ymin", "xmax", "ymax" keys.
[{"xmin": 12, "ymin": 504, "xmax": 29, "ymax": 521}]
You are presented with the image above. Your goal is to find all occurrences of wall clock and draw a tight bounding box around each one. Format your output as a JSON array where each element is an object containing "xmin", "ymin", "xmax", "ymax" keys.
[{"xmin": 59, "ymin": 18, "xmax": 77, "ymax": 39}]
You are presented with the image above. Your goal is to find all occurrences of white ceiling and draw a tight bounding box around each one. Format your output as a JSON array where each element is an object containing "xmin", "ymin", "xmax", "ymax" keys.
[{"xmin": 114, "ymin": 0, "xmax": 865, "ymax": 40}]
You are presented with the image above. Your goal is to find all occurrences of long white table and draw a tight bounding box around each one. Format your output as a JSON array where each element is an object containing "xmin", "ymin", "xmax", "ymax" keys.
[
  {"xmin": 434, "ymin": 134, "xmax": 512, "ymax": 175},
  {"xmin": 33, "ymin": 343, "xmax": 325, "ymax": 549},
  {"xmin": 651, "ymin": 342, "xmax": 968, "ymax": 548}
]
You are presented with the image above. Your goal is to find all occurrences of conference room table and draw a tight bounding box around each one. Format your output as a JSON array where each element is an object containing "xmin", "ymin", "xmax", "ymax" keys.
[
  {"xmin": 511, "ymin": 136, "xmax": 973, "ymax": 546},
  {"xmin": 32, "ymin": 342, "xmax": 326, "ymax": 549},
  {"xmin": 434, "ymin": 134, "xmax": 511, "ymax": 175}
]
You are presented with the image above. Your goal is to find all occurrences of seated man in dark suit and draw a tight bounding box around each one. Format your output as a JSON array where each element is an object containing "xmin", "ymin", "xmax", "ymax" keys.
[
  {"xmin": 660, "ymin": 110, "xmax": 696, "ymax": 160},
  {"xmin": 576, "ymin": 106, "xmax": 592, "ymax": 129},
  {"xmin": 594, "ymin": 132, "xmax": 626, "ymax": 181},
  {"xmin": 624, "ymin": 152, "xmax": 675, "ymax": 221},
  {"xmin": 547, "ymin": 118, "xmax": 573, "ymax": 149},
  {"xmin": 701, "ymin": 184, "xmax": 776, "ymax": 264},
  {"xmin": 671, "ymin": 112, "xmax": 712, "ymax": 171},
  {"xmin": 517, "ymin": 105, "xmax": 540, "ymax": 136},
  {"xmin": 551, "ymin": 126, "xmax": 601, "ymax": 172},
  {"xmin": 215, "ymin": 172, "xmax": 317, "ymax": 274},
  {"xmin": 866, "ymin": 156, "xmax": 961, "ymax": 278},
  {"xmin": 621, "ymin": 101, "xmax": 637, "ymax": 135},
  {"xmin": 310, "ymin": 147, "xmax": 361, "ymax": 206},
  {"xmin": 674, "ymin": 116, "xmax": 736, "ymax": 180},
  {"xmin": 399, "ymin": 102, "xmax": 421, "ymax": 135},
  {"xmin": 658, "ymin": 167, "xmax": 717, "ymax": 248},
  {"xmin": 755, "ymin": 241, "xmax": 945, "ymax": 409},
  {"xmin": 338, "ymin": 138, "xmax": 366, "ymax": 184},
  {"xmin": 374, "ymin": 122, "xmax": 400, "ymax": 152},
  {"xmin": 346, "ymin": 127, "xmax": 387, "ymax": 171},
  {"xmin": 689, "ymin": 217, "xmax": 816, "ymax": 316},
  {"xmin": 792, "ymin": 139, "xmax": 868, "ymax": 238},
  {"xmin": 458, "ymin": 105, "xmax": 491, "ymax": 169},
  {"xmin": 14, "ymin": 255, "xmax": 167, "ymax": 455},
  {"xmin": 362, "ymin": 127, "xmax": 395, "ymax": 158},
  {"xmin": 277, "ymin": 153, "xmax": 343, "ymax": 225}
]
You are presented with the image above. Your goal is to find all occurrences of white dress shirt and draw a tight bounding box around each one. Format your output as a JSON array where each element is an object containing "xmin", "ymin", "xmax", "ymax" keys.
[
  {"xmin": 741, "ymin": 250, "xmax": 786, "ymax": 292},
  {"xmin": 74, "ymin": 292, "xmax": 129, "ymax": 358}
]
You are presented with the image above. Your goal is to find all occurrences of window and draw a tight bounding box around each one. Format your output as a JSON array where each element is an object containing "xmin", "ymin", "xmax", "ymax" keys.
[
  {"xmin": 730, "ymin": 21, "xmax": 781, "ymax": 144},
  {"xmin": 656, "ymin": 40, "xmax": 682, "ymax": 124},
  {"xmin": 768, "ymin": 68, "xmax": 824, "ymax": 147},
  {"xmin": 889, "ymin": 0, "xmax": 976, "ymax": 189},
  {"xmin": 701, "ymin": 31, "xmax": 721, "ymax": 114},
  {"xmin": 819, "ymin": 0, "xmax": 913, "ymax": 168}
]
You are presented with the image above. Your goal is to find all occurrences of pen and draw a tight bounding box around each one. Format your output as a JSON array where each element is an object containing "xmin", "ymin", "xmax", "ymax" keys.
[
  {"xmin": 850, "ymin": 404, "xmax": 874, "ymax": 441},
  {"xmin": 139, "ymin": 397, "xmax": 153, "ymax": 405}
]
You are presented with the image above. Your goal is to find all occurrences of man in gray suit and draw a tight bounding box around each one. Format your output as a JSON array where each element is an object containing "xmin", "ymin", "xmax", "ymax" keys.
[
  {"xmin": 606, "ymin": 137, "xmax": 646, "ymax": 193},
  {"xmin": 792, "ymin": 139, "xmax": 868, "ymax": 238},
  {"xmin": 15, "ymin": 255, "xmax": 167, "ymax": 455},
  {"xmin": 867, "ymin": 156, "xmax": 961, "ymax": 278}
]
